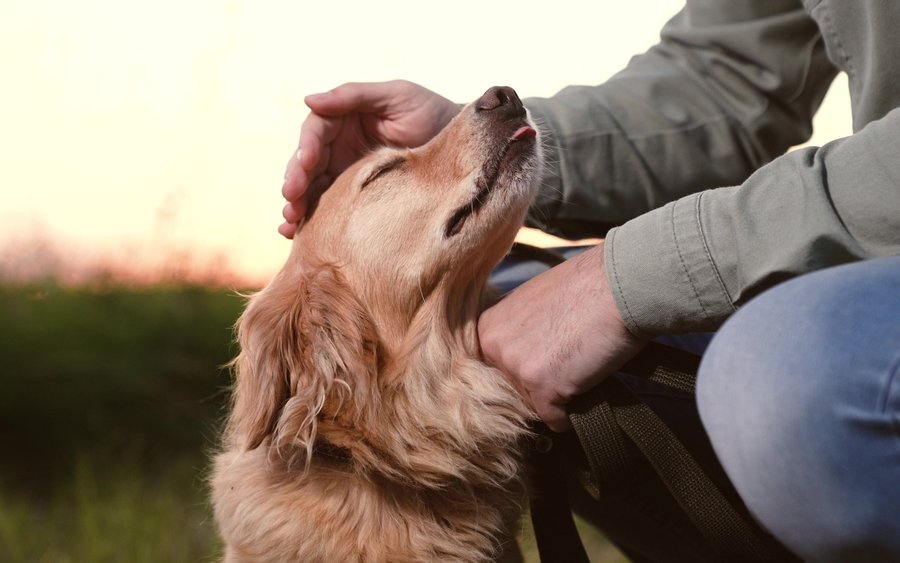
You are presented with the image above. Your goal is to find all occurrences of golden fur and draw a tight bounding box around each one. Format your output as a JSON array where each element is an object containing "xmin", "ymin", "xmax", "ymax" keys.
[{"xmin": 212, "ymin": 88, "xmax": 543, "ymax": 562}]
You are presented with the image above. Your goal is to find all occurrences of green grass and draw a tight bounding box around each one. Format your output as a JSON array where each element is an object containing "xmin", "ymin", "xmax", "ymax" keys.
[
  {"xmin": 0, "ymin": 283, "xmax": 241, "ymax": 479},
  {"xmin": 1, "ymin": 282, "xmax": 238, "ymax": 561},
  {"xmin": 0, "ymin": 453, "xmax": 221, "ymax": 562},
  {"xmin": 0, "ymin": 281, "xmax": 623, "ymax": 562}
]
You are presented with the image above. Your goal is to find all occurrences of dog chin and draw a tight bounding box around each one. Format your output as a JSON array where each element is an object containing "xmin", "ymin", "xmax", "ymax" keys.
[{"xmin": 447, "ymin": 127, "xmax": 542, "ymax": 242}]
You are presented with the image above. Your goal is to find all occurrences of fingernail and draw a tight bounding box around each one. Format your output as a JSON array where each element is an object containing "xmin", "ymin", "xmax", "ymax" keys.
[{"xmin": 295, "ymin": 149, "xmax": 303, "ymax": 161}]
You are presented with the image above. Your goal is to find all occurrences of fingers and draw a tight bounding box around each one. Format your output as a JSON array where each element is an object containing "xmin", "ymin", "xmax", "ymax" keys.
[
  {"xmin": 281, "ymin": 173, "xmax": 332, "ymax": 221},
  {"xmin": 277, "ymin": 221, "xmax": 297, "ymax": 240},
  {"xmin": 480, "ymin": 309, "xmax": 570, "ymax": 432},
  {"xmin": 282, "ymin": 200, "xmax": 305, "ymax": 225},
  {"xmin": 282, "ymin": 116, "xmax": 340, "ymax": 201},
  {"xmin": 537, "ymin": 402, "xmax": 572, "ymax": 433},
  {"xmin": 281, "ymin": 123, "xmax": 339, "ymax": 212},
  {"xmin": 512, "ymin": 370, "xmax": 573, "ymax": 432},
  {"xmin": 282, "ymin": 155, "xmax": 307, "ymax": 202},
  {"xmin": 304, "ymin": 81, "xmax": 405, "ymax": 116},
  {"xmin": 279, "ymin": 173, "xmax": 332, "ymax": 239}
]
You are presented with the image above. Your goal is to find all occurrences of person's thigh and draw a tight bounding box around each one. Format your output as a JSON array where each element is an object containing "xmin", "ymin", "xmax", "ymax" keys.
[{"xmin": 696, "ymin": 257, "xmax": 900, "ymax": 562}]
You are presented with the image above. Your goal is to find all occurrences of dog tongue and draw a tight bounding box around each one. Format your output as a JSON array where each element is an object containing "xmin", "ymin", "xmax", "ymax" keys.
[{"xmin": 512, "ymin": 126, "xmax": 536, "ymax": 141}]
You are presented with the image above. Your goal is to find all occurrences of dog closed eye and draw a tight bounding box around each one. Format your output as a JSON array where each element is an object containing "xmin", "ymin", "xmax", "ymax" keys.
[{"xmin": 360, "ymin": 155, "xmax": 407, "ymax": 190}]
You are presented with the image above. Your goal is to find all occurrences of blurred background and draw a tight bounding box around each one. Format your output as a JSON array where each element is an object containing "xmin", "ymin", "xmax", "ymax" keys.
[{"xmin": 0, "ymin": 1, "xmax": 850, "ymax": 561}]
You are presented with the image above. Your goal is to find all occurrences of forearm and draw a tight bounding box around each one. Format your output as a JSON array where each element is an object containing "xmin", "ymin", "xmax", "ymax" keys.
[
  {"xmin": 608, "ymin": 106, "xmax": 900, "ymax": 337},
  {"xmin": 525, "ymin": 1, "xmax": 837, "ymax": 240}
]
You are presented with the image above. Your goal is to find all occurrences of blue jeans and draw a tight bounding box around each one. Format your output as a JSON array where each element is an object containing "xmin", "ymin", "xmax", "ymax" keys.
[{"xmin": 697, "ymin": 257, "xmax": 900, "ymax": 562}]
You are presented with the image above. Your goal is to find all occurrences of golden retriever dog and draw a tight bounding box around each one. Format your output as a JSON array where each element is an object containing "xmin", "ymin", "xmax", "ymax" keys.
[{"xmin": 212, "ymin": 86, "xmax": 543, "ymax": 562}]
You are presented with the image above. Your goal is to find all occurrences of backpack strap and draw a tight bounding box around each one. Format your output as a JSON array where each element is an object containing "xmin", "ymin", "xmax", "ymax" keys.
[
  {"xmin": 501, "ymin": 245, "xmax": 794, "ymax": 561},
  {"xmin": 565, "ymin": 342, "xmax": 794, "ymax": 562},
  {"xmin": 528, "ymin": 427, "xmax": 592, "ymax": 563}
]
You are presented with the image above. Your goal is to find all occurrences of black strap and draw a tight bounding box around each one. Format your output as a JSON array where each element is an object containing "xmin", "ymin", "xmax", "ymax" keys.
[
  {"xmin": 600, "ymin": 376, "xmax": 779, "ymax": 561},
  {"xmin": 529, "ymin": 429, "xmax": 591, "ymax": 563},
  {"xmin": 532, "ymin": 342, "xmax": 794, "ymax": 562}
]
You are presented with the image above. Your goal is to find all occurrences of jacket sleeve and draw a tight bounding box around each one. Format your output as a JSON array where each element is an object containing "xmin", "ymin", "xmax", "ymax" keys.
[
  {"xmin": 608, "ymin": 107, "xmax": 900, "ymax": 337},
  {"xmin": 523, "ymin": 0, "xmax": 837, "ymax": 240}
]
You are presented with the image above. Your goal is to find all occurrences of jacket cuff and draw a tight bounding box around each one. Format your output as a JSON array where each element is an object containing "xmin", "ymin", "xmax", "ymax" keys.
[{"xmin": 605, "ymin": 192, "xmax": 736, "ymax": 337}]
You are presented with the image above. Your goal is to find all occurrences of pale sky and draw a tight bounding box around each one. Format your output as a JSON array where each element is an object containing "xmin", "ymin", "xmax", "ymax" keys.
[{"xmin": 0, "ymin": 1, "xmax": 851, "ymax": 285}]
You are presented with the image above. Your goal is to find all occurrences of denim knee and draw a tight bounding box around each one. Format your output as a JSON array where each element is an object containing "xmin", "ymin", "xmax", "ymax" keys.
[{"xmin": 696, "ymin": 257, "xmax": 900, "ymax": 562}]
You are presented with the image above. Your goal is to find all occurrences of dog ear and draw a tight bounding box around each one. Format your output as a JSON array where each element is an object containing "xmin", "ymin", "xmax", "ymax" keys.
[{"xmin": 227, "ymin": 265, "xmax": 378, "ymax": 467}]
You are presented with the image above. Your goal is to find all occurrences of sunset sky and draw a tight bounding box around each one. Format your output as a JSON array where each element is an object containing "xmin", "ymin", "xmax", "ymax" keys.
[{"xmin": 0, "ymin": 1, "xmax": 851, "ymax": 285}]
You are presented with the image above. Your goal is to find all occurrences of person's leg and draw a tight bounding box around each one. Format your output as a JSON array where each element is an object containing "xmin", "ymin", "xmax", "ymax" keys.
[{"xmin": 696, "ymin": 257, "xmax": 900, "ymax": 562}]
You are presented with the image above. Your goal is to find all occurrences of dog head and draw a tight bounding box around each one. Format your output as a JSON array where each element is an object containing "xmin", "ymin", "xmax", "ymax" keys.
[
  {"xmin": 299, "ymin": 85, "xmax": 541, "ymax": 325},
  {"xmin": 227, "ymin": 86, "xmax": 542, "ymax": 467}
]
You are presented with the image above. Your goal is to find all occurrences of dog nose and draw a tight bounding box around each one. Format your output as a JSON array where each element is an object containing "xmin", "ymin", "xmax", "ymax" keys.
[{"xmin": 475, "ymin": 86, "xmax": 525, "ymax": 117}]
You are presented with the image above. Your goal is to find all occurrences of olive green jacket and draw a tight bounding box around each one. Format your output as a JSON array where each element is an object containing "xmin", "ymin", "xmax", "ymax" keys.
[{"xmin": 525, "ymin": 0, "xmax": 900, "ymax": 337}]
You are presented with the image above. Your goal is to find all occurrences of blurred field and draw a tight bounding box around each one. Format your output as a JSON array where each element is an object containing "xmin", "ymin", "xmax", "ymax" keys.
[
  {"xmin": 0, "ymin": 282, "xmax": 237, "ymax": 561},
  {"xmin": 0, "ymin": 281, "xmax": 623, "ymax": 562}
]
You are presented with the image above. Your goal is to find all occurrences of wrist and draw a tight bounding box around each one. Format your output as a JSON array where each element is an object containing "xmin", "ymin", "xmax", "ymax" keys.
[{"xmin": 590, "ymin": 241, "xmax": 648, "ymax": 353}]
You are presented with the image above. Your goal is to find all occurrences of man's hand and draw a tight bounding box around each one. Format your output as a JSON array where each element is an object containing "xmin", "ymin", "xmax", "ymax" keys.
[
  {"xmin": 279, "ymin": 80, "xmax": 462, "ymax": 238},
  {"xmin": 478, "ymin": 243, "xmax": 647, "ymax": 431}
]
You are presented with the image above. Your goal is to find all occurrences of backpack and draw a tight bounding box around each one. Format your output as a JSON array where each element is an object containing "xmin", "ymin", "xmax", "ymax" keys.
[{"xmin": 492, "ymin": 244, "xmax": 798, "ymax": 563}]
